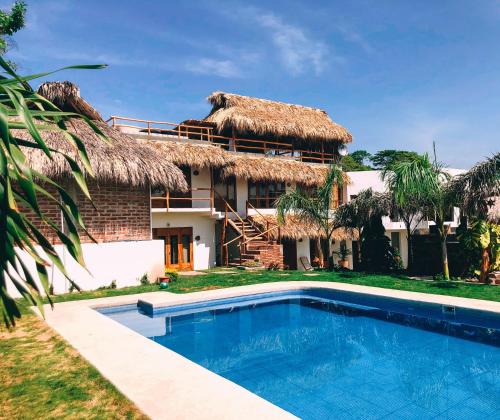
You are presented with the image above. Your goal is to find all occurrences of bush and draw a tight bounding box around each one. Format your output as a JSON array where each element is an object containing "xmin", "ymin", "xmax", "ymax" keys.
[
  {"xmin": 138, "ymin": 273, "xmax": 149, "ymax": 285},
  {"xmin": 164, "ymin": 269, "xmax": 178, "ymax": 282}
]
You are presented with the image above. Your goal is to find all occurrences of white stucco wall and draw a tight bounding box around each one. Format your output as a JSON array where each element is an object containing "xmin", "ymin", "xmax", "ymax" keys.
[
  {"xmin": 296, "ymin": 237, "xmax": 310, "ymax": 271},
  {"xmin": 7, "ymin": 240, "xmax": 165, "ymax": 298},
  {"xmin": 236, "ymin": 177, "xmax": 248, "ymax": 216},
  {"xmin": 152, "ymin": 213, "xmax": 216, "ymax": 270},
  {"xmin": 191, "ymin": 167, "xmax": 212, "ymax": 208}
]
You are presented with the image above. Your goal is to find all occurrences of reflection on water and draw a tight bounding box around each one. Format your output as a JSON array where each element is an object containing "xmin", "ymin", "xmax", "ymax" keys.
[{"xmin": 107, "ymin": 299, "xmax": 500, "ymax": 419}]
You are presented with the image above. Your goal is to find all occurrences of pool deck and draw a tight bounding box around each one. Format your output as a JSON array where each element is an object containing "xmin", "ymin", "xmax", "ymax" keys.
[{"xmin": 36, "ymin": 281, "xmax": 500, "ymax": 419}]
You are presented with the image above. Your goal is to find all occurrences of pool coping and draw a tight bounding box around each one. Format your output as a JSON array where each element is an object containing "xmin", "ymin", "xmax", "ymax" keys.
[{"xmin": 35, "ymin": 281, "xmax": 500, "ymax": 419}]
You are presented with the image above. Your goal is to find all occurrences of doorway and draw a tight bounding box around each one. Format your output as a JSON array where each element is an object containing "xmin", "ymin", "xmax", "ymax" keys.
[
  {"xmin": 153, "ymin": 227, "xmax": 193, "ymax": 270},
  {"xmin": 282, "ymin": 239, "xmax": 297, "ymax": 270}
]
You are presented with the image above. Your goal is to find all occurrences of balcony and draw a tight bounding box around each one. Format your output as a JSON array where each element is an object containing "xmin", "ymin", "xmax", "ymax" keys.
[
  {"xmin": 151, "ymin": 188, "xmax": 216, "ymax": 214},
  {"xmin": 108, "ymin": 116, "xmax": 336, "ymax": 164}
]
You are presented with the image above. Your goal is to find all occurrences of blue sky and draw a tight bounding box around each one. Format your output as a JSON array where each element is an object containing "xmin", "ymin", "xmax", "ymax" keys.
[{"xmin": 6, "ymin": 0, "xmax": 500, "ymax": 168}]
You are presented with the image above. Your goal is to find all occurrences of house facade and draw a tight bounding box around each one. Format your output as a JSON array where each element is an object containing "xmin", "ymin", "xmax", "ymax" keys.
[
  {"xmin": 7, "ymin": 82, "xmax": 187, "ymax": 298},
  {"xmin": 112, "ymin": 92, "xmax": 354, "ymax": 272},
  {"xmin": 346, "ymin": 169, "xmax": 465, "ymax": 269}
]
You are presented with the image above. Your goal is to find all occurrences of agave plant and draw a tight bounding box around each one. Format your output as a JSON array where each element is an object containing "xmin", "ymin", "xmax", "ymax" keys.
[{"xmin": 0, "ymin": 57, "xmax": 106, "ymax": 327}]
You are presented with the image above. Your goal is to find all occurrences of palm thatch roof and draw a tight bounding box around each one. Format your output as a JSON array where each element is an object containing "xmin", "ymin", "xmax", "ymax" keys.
[
  {"xmin": 38, "ymin": 81, "xmax": 104, "ymax": 122},
  {"xmin": 249, "ymin": 214, "xmax": 356, "ymax": 241},
  {"xmin": 221, "ymin": 155, "xmax": 350, "ymax": 187},
  {"xmin": 140, "ymin": 139, "xmax": 232, "ymax": 168},
  {"xmin": 203, "ymin": 92, "xmax": 352, "ymax": 144},
  {"xmin": 12, "ymin": 82, "xmax": 188, "ymax": 190}
]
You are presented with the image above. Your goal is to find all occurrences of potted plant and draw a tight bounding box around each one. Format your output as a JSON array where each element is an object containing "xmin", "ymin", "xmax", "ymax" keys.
[{"xmin": 333, "ymin": 242, "xmax": 352, "ymax": 268}]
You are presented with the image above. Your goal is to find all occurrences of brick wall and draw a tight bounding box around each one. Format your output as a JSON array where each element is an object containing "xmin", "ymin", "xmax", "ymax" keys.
[
  {"xmin": 258, "ymin": 244, "xmax": 284, "ymax": 269},
  {"xmin": 27, "ymin": 180, "xmax": 151, "ymax": 244}
]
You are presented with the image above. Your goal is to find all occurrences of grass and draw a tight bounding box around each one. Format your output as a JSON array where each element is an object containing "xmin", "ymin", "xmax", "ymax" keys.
[
  {"xmin": 2, "ymin": 269, "xmax": 498, "ymax": 419},
  {"xmin": 167, "ymin": 270, "xmax": 500, "ymax": 302},
  {"xmin": 0, "ymin": 314, "xmax": 147, "ymax": 420}
]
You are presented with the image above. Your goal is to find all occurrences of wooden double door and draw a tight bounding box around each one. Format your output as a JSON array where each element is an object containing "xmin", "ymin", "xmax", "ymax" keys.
[{"xmin": 153, "ymin": 227, "xmax": 193, "ymax": 270}]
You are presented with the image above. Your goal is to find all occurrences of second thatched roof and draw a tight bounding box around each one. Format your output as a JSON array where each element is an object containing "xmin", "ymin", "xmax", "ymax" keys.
[
  {"xmin": 221, "ymin": 155, "xmax": 350, "ymax": 187},
  {"xmin": 249, "ymin": 214, "xmax": 356, "ymax": 241},
  {"xmin": 204, "ymin": 92, "xmax": 352, "ymax": 144},
  {"xmin": 13, "ymin": 82, "xmax": 188, "ymax": 190},
  {"xmin": 140, "ymin": 139, "xmax": 232, "ymax": 168}
]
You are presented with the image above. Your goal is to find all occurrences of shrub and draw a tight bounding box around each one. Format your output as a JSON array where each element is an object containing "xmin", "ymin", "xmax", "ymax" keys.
[
  {"xmin": 139, "ymin": 273, "xmax": 149, "ymax": 285},
  {"xmin": 164, "ymin": 269, "xmax": 178, "ymax": 282}
]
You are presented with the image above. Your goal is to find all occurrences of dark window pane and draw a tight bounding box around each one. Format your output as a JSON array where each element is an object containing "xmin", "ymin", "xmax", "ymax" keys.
[
  {"xmin": 182, "ymin": 234, "xmax": 191, "ymax": 263},
  {"xmin": 170, "ymin": 235, "xmax": 179, "ymax": 264}
]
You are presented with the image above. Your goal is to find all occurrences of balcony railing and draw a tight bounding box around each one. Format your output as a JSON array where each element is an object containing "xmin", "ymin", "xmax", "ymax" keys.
[
  {"xmin": 108, "ymin": 116, "xmax": 336, "ymax": 164},
  {"xmin": 151, "ymin": 188, "xmax": 214, "ymax": 212}
]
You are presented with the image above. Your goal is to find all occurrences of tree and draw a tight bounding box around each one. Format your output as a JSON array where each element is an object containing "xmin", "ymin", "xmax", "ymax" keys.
[
  {"xmin": 0, "ymin": 1, "xmax": 26, "ymax": 67},
  {"xmin": 383, "ymin": 152, "xmax": 453, "ymax": 279},
  {"xmin": 333, "ymin": 188, "xmax": 391, "ymax": 268},
  {"xmin": 382, "ymin": 171, "xmax": 427, "ymax": 272},
  {"xmin": 350, "ymin": 150, "xmax": 372, "ymax": 166},
  {"xmin": 276, "ymin": 165, "xmax": 344, "ymax": 269},
  {"xmin": 0, "ymin": 57, "xmax": 106, "ymax": 327},
  {"xmin": 448, "ymin": 153, "xmax": 500, "ymax": 282},
  {"xmin": 370, "ymin": 149, "xmax": 421, "ymax": 170},
  {"xmin": 341, "ymin": 149, "xmax": 372, "ymax": 172}
]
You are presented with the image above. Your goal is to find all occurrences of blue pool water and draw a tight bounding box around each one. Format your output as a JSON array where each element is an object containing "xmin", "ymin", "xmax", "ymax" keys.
[{"xmin": 101, "ymin": 290, "xmax": 500, "ymax": 419}]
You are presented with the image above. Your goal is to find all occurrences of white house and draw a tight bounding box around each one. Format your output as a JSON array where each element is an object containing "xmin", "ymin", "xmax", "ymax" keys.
[{"xmin": 346, "ymin": 169, "xmax": 465, "ymax": 269}]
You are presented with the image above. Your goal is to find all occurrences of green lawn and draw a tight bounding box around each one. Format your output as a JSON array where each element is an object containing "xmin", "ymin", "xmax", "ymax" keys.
[{"xmin": 2, "ymin": 270, "xmax": 498, "ymax": 419}]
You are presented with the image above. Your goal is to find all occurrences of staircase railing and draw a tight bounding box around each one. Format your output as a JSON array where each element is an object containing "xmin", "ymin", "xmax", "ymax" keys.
[
  {"xmin": 245, "ymin": 200, "xmax": 281, "ymax": 242},
  {"xmin": 215, "ymin": 191, "xmax": 247, "ymax": 266}
]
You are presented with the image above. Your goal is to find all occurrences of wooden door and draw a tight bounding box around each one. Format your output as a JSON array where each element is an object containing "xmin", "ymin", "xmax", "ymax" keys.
[{"xmin": 153, "ymin": 227, "xmax": 193, "ymax": 270}]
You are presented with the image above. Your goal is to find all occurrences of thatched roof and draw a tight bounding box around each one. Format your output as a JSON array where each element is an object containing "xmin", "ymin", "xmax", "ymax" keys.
[
  {"xmin": 221, "ymin": 155, "xmax": 350, "ymax": 187},
  {"xmin": 140, "ymin": 139, "xmax": 232, "ymax": 168},
  {"xmin": 249, "ymin": 214, "xmax": 356, "ymax": 241},
  {"xmin": 203, "ymin": 92, "xmax": 352, "ymax": 144},
  {"xmin": 38, "ymin": 81, "xmax": 104, "ymax": 122},
  {"xmin": 12, "ymin": 82, "xmax": 188, "ymax": 190}
]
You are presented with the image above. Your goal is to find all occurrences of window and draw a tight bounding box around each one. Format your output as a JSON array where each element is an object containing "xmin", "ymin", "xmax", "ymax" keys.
[
  {"xmin": 337, "ymin": 186, "xmax": 344, "ymax": 205},
  {"xmin": 391, "ymin": 232, "xmax": 400, "ymax": 251},
  {"xmin": 248, "ymin": 181, "xmax": 286, "ymax": 208}
]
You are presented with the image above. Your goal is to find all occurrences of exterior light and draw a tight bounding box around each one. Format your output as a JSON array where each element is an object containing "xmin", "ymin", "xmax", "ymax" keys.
[{"xmin": 338, "ymin": 144, "xmax": 348, "ymax": 156}]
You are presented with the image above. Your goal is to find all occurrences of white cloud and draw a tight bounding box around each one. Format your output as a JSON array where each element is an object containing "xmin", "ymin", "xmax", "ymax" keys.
[
  {"xmin": 185, "ymin": 58, "xmax": 241, "ymax": 78},
  {"xmin": 256, "ymin": 12, "xmax": 328, "ymax": 76},
  {"xmin": 337, "ymin": 25, "xmax": 375, "ymax": 54}
]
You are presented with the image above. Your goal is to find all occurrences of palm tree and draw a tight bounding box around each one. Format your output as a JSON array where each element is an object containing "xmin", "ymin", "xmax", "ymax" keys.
[
  {"xmin": 448, "ymin": 153, "xmax": 500, "ymax": 282},
  {"xmin": 333, "ymin": 188, "xmax": 390, "ymax": 267},
  {"xmin": 0, "ymin": 58, "xmax": 106, "ymax": 327},
  {"xmin": 276, "ymin": 165, "xmax": 344, "ymax": 269},
  {"xmin": 383, "ymin": 153, "xmax": 453, "ymax": 279}
]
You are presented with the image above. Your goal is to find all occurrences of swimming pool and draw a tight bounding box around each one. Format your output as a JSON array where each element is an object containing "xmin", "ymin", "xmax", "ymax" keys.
[{"xmin": 100, "ymin": 289, "xmax": 500, "ymax": 419}]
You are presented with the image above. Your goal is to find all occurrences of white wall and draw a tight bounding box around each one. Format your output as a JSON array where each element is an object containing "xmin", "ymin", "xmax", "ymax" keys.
[
  {"xmin": 7, "ymin": 240, "xmax": 165, "ymax": 298},
  {"xmin": 152, "ymin": 213, "xmax": 216, "ymax": 270},
  {"xmin": 296, "ymin": 237, "xmax": 310, "ymax": 271},
  {"xmin": 236, "ymin": 177, "xmax": 248, "ymax": 216},
  {"xmin": 191, "ymin": 167, "xmax": 212, "ymax": 208}
]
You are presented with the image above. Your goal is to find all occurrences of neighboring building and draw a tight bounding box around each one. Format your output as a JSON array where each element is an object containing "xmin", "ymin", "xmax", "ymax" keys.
[
  {"xmin": 112, "ymin": 91, "xmax": 354, "ymax": 271},
  {"xmin": 8, "ymin": 82, "xmax": 187, "ymax": 297},
  {"xmin": 346, "ymin": 169, "xmax": 465, "ymax": 269}
]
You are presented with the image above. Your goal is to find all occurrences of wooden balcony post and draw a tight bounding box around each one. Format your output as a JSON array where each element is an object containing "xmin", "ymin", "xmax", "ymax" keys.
[
  {"xmin": 147, "ymin": 121, "xmax": 151, "ymax": 135},
  {"xmin": 166, "ymin": 190, "xmax": 170, "ymax": 212}
]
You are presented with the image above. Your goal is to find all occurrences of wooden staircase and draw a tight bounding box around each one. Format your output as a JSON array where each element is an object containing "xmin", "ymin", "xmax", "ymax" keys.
[
  {"xmin": 229, "ymin": 219, "xmax": 279, "ymax": 266},
  {"xmin": 220, "ymin": 199, "xmax": 282, "ymax": 268}
]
